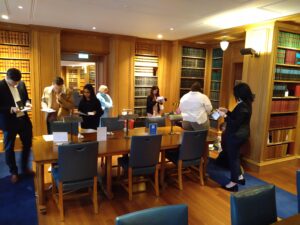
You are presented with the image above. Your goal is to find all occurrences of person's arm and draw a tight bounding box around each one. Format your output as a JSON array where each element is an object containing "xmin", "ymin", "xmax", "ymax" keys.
[
  {"xmin": 58, "ymin": 90, "xmax": 74, "ymax": 110},
  {"xmin": 96, "ymin": 93, "xmax": 106, "ymax": 111},
  {"xmin": 41, "ymin": 87, "xmax": 48, "ymax": 109},
  {"xmin": 146, "ymin": 96, "xmax": 157, "ymax": 108},
  {"xmin": 225, "ymin": 108, "xmax": 249, "ymax": 130},
  {"xmin": 203, "ymin": 95, "xmax": 213, "ymax": 114},
  {"xmin": 95, "ymin": 99, "xmax": 104, "ymax": 117},
  {"xmin": 105, "ymin": 94, "xmax": 113, "ymax": 109}
]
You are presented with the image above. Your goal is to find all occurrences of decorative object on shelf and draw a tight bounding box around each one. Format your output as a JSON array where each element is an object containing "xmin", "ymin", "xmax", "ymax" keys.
[
  {"xmin": 240, "ymin": 48, "xmax": 260, "ymax": 57},
  {"xmin": 220, "ymin": 40, "xmax": 229, "ymax": 51}
]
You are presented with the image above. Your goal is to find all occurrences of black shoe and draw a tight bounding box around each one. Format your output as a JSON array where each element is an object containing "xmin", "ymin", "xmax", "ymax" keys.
[
  {"xmin": 222, "ymin": 184, "xmax": 238, "ymax": 192},
  {"xmin": 237, "ymin": 178, "xmax": 246, "ymax": 185}
]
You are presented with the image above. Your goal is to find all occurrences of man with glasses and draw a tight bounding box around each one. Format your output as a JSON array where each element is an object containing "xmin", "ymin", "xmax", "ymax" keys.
[{"xmin": 0, "ymin": 68, "xmax": 33, "ymax": 183}]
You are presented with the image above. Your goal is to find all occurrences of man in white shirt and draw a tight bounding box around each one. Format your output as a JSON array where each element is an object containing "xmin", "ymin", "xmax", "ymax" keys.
[
  {"xmin": 179, "ymin": 82, "xmax": 212, "ymax": 131},
  {"xmin": 0, "ymin": 68, "xmax": 33, "ymax": 183}
]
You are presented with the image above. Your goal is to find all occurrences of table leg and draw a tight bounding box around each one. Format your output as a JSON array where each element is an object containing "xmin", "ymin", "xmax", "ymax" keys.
[
  {"xmin": 36, "ymin": 163, "xmax": 46, "ymax": 214},
  {"xmin": 104, "ymin": 156, "xmax": 114, "ymax": 199}
]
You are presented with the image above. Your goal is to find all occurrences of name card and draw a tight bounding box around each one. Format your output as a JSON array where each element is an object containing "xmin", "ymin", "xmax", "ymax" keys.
[
  {"xmin": 97, "ymin": 127, "xmax": 107, "ymax": 141},
  {"xmin": 53, "ymin": 132, "xmax": 68, "ymax": 143},
  {"xmin": 149, "ymin": 123, "xmax": 157, "ymax": 135}
]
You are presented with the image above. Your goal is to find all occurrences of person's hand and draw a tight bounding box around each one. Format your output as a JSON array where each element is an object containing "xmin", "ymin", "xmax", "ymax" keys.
[
  {"xmin": 218, "ymin": 107, "xmax": 228, "ymax": 113},
  {"xmin": 11, "ymin": 107, "xmax": 20, "ymax": 114}
]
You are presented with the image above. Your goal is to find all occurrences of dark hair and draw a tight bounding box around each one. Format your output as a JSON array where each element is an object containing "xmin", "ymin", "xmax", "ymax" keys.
[
  {"xmin": 190, "ymin": 82, "xmax": 202, "ymax": 92},
  {"xmin": 7, "ymin": 68, "xmax": 21, "ymax": 81},
  {"xmin": 150, "ymin": 85, "xmax": 160, "ymax": 98},
  {"xmin": 233, "ymin": 82, "xmax": 254, "ymax": 106},
  {"xmin": 53, "ymin": 76, "xmax": 64, "ymax": 86},
  {"xmin": 82, "ymin": 84, "xmax": 97, "ymax": 101}
]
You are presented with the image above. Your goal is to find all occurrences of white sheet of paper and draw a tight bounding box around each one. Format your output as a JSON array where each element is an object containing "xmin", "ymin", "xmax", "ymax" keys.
[
  {"xmin": 80, "ymin": 128, "xmax": 97, "ymax": 133},
  {"xmin": 41, "ymin": 108, "xmax": 56, "ymax": 113},
  {"xmin": 42, "ymin": 134, "xmax": 53, "ymax": 142},
  {"xmin": 97, "ymin": 127, "xmax": 107, "ymax": 141},
  {"xmin": 53, "ymin": 132, "xmax": 68, "ymax": 143},
  {"xmin": 211, "ymin": 111, "xmax": 220, "ymax": 120},
  {"xmin": 21, "ymin": 107, "xmax": 31, "ymax": 112}
]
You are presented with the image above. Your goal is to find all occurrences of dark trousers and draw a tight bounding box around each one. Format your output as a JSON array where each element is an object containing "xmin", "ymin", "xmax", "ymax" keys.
[
  {"xmin": 3, "ymin": 116, "xmax": 33, "ymax": 175},
  {"xmin": 225, "ymin": 135, "xmax": 246, "ymax": 183}
]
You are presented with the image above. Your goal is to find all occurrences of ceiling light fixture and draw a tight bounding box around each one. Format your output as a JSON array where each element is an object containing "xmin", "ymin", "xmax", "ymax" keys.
[
  {"xmin": 92, "ymin": 27, "xmax": 96, "ymax": 30},
  {"xmin": 18, "ymin": 5, "xmax": 23, "ymax": 9},
  {"xmin": 220, "ymin": 40, "xmax": 229, "ymax": 51},
  {"xmin": 170, "ymin": 28, "xmax": 174, "ymax": 31},
  {"xmin": 157, "ymin": 34, "xmax": 163, "ymax": 39},
  {"xmin": 1, "ymin": 14, "xmax": 9, "ymax": 20}
]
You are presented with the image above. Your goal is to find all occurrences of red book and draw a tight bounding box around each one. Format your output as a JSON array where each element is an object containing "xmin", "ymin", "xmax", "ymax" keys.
[
  {"xmin": 295, "ymin": 85, "xmax": 300, "ymax": 97},
  {"xmin": 285, "ymin": 50, "xmax": 296, "ymax": 64}
]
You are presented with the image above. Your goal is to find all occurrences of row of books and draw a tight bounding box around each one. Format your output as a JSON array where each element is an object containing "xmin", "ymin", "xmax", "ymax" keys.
[
  {"xmin": 181, "ymin": 68, "xmax": 204, "ymax": 77},
  {"xmin": 134, "ymin": 98, "xmax": 146, "ymax": 107},
  {"xmin": 135, "ymin": 66, "xmax": 156, "ymax": 76},
  {"xmin": 212, "ymin": 48, "xmax": 223, "ymax": 58},
  {"xmin": 269, "ymin": 114, "xmax": 297, "ymax": 129},
  {"xmin": 268, "ymin": 128, "xmax": 295, "ymax": 143},
  {"xmin": 134, "ymin": 108, "xmax": 147, "ymax": 116},
  {"xmin": 135, "ymin": 76, "xmax": 157, "ymax": 86},
  {"xmin": 271, "ymin": 100, "xmax": 299, "ymax": 112},
  {"xmin": 181, "ymin": 79, "xmax": 203, "ymax": 88},
  {"xmin": 134, "ymin": 56, "xmax": 158, "ymax": 63},
  {"xmin": 211, "ymin": 71, "xmax": 222, "ymax": 80},
  {"xmin": 275, "ymin": 67, "xmax": 300, "ymax": 81},
  {"xmin": 0, "ymin": 59, "xmax": 30, "ymax": 73},
  {"xmin": 264, "ymin": 144, "xmax": 288, "ymax": 160},
  {"xmin": 277, "ymin": 49, "xmax": 300, "ymax": 65},
  {"xmin": 273, "ymin": 84, "xmax": 287, "ymax": 97},
  {"xmin": 211, "ymin": 101, "xmax": 219, "ymax": 109},
  {"xmin": 210, "ymin": 82, "xmax": 221, "ymax": 90},
  {"xmin": 212, "ymin": 59, "xmax": 223, "ymax": 68},
  {"xmin": 0, "ymin": 31, "xmax": 29, "ymax": 46},
  {"xmin": 0, "ymin": 45, "xmax": 30, "ymax": 59},
  {"xmin": 210, "ymin": 91, "xmax": 220, "ymax": 100},
  {"xmin": 182, "ymin": 58, "xmax": 205, "ymax": 68},
  {"xmin": 278, "ymin": 31, "xmax": 300, "ymax": 49},
  {"xmin": 135, "ymin": 87, "xmax": 152, "ymax": 96},
  {"xmin": 182, "ymin": 47, "xmax": 206, "ymax": 58}
]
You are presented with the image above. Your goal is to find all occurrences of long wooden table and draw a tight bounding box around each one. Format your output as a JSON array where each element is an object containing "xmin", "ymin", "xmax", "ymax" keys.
[
  {"xmin": 271, "ymin": 214, "xmax": 300, "ymax": 225},
  {"xmin": 32, "ymin": 126, "xmax": 215, "ymax": 214}
]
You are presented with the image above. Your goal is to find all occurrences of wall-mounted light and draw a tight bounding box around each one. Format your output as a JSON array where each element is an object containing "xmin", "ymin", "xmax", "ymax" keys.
[
  {"xmin": 220, "ymin": 40, "xmax": 229, "ymax": 51},
  {"xmin": 240, "ymin": 48, "xmax": 260, "ymax": 57}
]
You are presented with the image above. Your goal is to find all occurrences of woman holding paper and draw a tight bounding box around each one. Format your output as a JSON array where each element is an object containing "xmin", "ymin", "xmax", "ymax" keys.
[
  {"xmin": 78, "ymin": 84, "xmax": 103, "ymax": 130},
  {"xmin": 217, "ymin": 82, "xmax": 254, "ymax": 192},
  {"xmin": 146, "ymin": 86, "xmax": 166, "ymax": 117}
]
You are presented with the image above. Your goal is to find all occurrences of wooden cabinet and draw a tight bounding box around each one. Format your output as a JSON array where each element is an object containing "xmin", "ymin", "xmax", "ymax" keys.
[
  {"xmin": 180, "ymin": 47, "xmax": 206, "ymax": 97},
  {"xmin": 134, "ymin": 55, "xmax": 158, "ymax": 116}
]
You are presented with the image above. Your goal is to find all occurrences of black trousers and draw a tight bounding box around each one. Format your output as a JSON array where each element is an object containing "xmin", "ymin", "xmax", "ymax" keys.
[
  {"xmin": 224, "ymin": 135, "xmax": 246, "ymax": 183},
  {"xmin": 3, "ymin": 116, "xmax": 33, "ymax": 175}
]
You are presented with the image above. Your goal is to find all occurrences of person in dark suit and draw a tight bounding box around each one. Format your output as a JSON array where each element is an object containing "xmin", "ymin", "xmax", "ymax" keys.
[
  {"xmin": 217, "ymin": 82, "xmax": 254, "ymax": 192},
  {"xmin": 78, "ymin": 84, "xmax": 103, "ymax": 130},
  {"xmin": 0, "ymin": 68, "xmax": 33, "ymax": 183},
  {"xmin": 146, "ymin": 86, "xmax": 165, "ymax": 117}
]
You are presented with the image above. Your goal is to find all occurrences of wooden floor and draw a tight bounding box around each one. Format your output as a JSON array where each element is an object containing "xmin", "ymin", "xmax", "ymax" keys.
[{"xmin": 36, "ymin": 160, "xmax": 299, "ymax": 225}]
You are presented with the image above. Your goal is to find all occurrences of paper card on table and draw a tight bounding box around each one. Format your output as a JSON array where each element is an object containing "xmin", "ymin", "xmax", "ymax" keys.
[
  {"xmin": 53, "ymin": 132, "xmax": 68, "ymax": 143},
  {"xmin": 149, "ymin": 123, "xmax": 157, "ymax": 135},
  {"xmin": 42, "ymin": 134, "xmax": 53, "ymax": 142},
  {"xmin": 97, "ymin": 127, "xmax": 107, "ymax": 141}
]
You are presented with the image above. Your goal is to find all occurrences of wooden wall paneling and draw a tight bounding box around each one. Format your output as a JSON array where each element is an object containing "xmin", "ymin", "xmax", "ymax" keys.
[
  {"xmin": 204, "ymin": 47, "xmax": 212, "ymax": 96},
  {"xmin": 31, "ymin": 29, "xmax": 61, "ymax": 136},
  {"xmin": 242, "ymin": 23, "xmax": 276, "ymax": 165},
  {"xmin": 108, "ymin": 37, "xmax": 135, "ymax": 116}
]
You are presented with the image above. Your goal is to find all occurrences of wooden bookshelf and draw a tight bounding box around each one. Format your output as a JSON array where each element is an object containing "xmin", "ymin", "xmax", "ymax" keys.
[
  {"xmin": 180, "ymin": 46, "xmax": 206, "ymax": 98},
  {"xmin": 134, "ymin": 55, "xmax": 158, "ymax": 116},
  {"xmin": 66, "ymin": 65, "xmax": 95, "ymax": 91}
]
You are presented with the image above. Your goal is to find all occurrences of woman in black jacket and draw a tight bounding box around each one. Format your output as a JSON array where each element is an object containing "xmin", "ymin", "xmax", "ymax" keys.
[
  {"xmin": 146, "ymin": 86, "xmax": 161, "ymax": 117},
  {"xmin": 78, "ymin": 84, "xmax": 103, "ymax": 130},
  {"xmin": 218, "ymin": 83, "xmax": 254, "ymax": 192}
]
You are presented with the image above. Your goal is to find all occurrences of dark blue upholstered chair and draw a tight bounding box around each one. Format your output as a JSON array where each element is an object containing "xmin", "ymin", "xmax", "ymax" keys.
[
  {"xmin": 145, "ymin": 117, "xmax": 166, "ymax": 127},
  {"xmin": 51, "ymin": 141, "xmax": 99, "ymax": 221},
  {"xmin": 100, "ymin": 117, "xmax": 124, "ymax": 132},
  {"xmin": 297, "ymin": 170, "xmax": 300, "ymax": 213},
  {"xmin": 230, "ymin": 184, "xmax": 277, "ymax": 225},
  {"xmin": 49, "ymin": 121, "xmax": 79, "ymax": 135},
  {"xmin": 115, "ymin": 204, "xmax": 188, "ymax": 225},
  {"xmin": 117, "ymin": 135, "xmax": 162, "ymax": 200},
  {"xmin": 165, "ymin": 130, "xmax": 208, "ymax": 190}
]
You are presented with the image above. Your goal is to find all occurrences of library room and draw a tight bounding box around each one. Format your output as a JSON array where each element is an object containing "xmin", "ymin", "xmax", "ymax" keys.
[{"xmin": 0, "ymin": 1, "xmax": 300, "ymax": 225}]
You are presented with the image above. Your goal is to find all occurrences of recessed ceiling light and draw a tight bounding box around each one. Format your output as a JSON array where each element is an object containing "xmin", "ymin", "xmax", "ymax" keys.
[
  {"xmin": 1, "ymin": 15, "xmax": 9, "ymax": 20},
  {"xmin": 169, "ymin": 28, "xmax": 174, "ymax": 31},
  {"xmin": 18, "ymin": 5, "xmax": 23, "ymax": 9},
  {"xmin": 92, "ymin": 27, "xmax": 96, "ymax": 30},
  {"xmin": 157, "ymin": 34, "xmax": 163, "ymax": 39}
]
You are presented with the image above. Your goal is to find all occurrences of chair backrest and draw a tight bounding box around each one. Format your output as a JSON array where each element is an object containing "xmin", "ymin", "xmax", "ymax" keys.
[
  {"xmin": 297, "ymin": 170, "xmax": 300, "ymax": 213},
  {"xmin": 49, "ymin": 121, "xmax": 79, "ymax": 135},
  {"xmin": 145, "ymin": 117, "xmax": 166, "ymax": 127},
  {"xmin": 115, "ymin": 204, "xmax": 188, "ymax": 225},
  {"xmin": 129, "ymin": 135, "xmax": 162, "ymax": 169},
  {"xmin": 179, "ymin": 130, "xmax": 208, "ymax": 161},
  {"xmin": 230, "ymin": 184, "xmax": 277, "ymax": 225},
  {"xmin": 101, "ymin": 117, "xmax": 124, "ymax": 132},
  {"xmin": 57, "ymin": 141, "xmax": 98, "ymax": 182}
]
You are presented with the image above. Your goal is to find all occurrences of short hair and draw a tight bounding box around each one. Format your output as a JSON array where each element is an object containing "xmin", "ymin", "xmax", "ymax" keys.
[
  {"xmin": 53, "ymin": 76, "xmax": 64, "ymax": 86},
  {"xmin": 190, "ymin": 82, "xmax": 202, "ymax": 92},
  {"xmin": 234, "ymin": 82, "xmax": 254, "ymax": 104},
  {"xmin": 98, "ymin": 85, "xmax": 108, "ymax": 92},
  {"xmin": 7, "ymin": 68, "xmax": 22, "ymax": 81}
]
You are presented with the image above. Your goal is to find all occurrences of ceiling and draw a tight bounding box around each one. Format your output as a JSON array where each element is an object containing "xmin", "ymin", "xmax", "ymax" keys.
[{"xmin": 0, "ymin": 0, "xmax": 300, "ymax": 41}]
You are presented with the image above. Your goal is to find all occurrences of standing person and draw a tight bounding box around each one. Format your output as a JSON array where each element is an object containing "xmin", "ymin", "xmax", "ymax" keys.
[
  {"xmin": 96, "ymin": 85, "xmax": 113, "ymax": 118},
  {"xmin": 146, "ymin": 85, "xmax": 165, "ymax": 117},
  {"xmin": 41, "ymin": 76, "xmax": 74, "ymax": 134},
  {"xmin": 217, "ymin": 82, "xmax": 254, "ymax": 192},
  {"xmin": 78, "ymin": 84, "xmax": 103, "ymax": 130},
  {"xmin": 179, "ymin": 82, "xmax": 212, "ymax": 131},
  {"xmin": 0, "ymin": 68, "xmax": 33, "ymax": 183}
]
